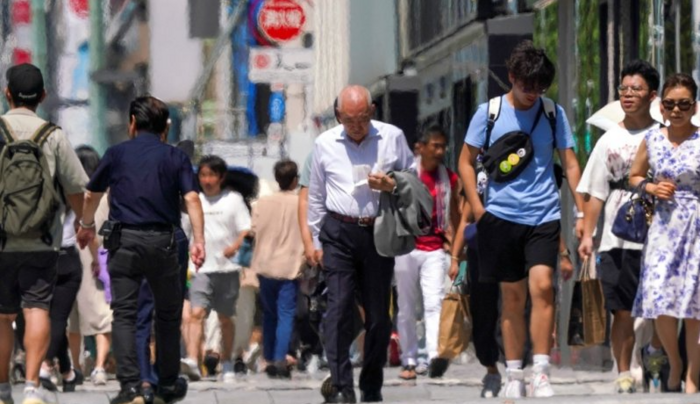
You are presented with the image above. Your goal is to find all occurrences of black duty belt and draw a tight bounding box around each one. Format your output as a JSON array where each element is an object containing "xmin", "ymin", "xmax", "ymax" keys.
[
  {"xmin": 329, "ymin": 211, "xmax": 376, "ymax": 227},
  {"xmin": 121, "ymin": 223, "xmax": 173, "ymax": 232}
]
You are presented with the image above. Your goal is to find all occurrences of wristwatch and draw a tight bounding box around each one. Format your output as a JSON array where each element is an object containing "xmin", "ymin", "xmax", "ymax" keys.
[{"xmin": 559, "ymin": 249, "xmax": 571, "ymax": 258}]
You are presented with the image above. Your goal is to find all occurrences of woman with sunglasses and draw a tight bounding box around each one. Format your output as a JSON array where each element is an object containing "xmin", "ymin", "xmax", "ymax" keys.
[{"xmin": 630, "ymin": 73, "xmax": 700, "ymax": 394}]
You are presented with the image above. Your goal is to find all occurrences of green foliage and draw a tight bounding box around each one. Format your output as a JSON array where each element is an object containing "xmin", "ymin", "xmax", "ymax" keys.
[
  {"xmin": 574, "ymin": 0, "xmax": 601, "ymax": 166},
  {"xmin": 663, "ymin": 0, "xmax": 694, "ymax": 76},
  {"xmin": 639, "ymin": 0, "xmax": 652, "ymax": 61},
  {"xmin": 534, "ymin": 3, "xmax": 559, "ymax": 101}
]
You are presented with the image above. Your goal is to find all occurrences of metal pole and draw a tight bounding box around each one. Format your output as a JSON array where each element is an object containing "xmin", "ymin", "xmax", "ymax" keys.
[
  {"xmin": 694, "ymin": 0, "xmax": 700, "ymax": 86},
  {"xmin": 30, "ymin": 0, "xmax": 47, "ymax": 118},
  {"xmin": 89, "ymin": 0, "xmax": 108, "ymax": 154}
]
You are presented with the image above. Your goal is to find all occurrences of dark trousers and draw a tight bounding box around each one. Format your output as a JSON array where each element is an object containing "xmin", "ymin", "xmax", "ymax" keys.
[
  {"xmin": 321, "ymin": 216, "xmax": 394, "ymax": 393},
  {"xmin": 136, "ymin": 280, "xmax": 157, "ymax": 385},
  {"xmin": 467, "ymin": 247, "xmax": 500, "ymax": 368},
  {"xmin": 135, "ymin": 228, "xmax": 189, "ymax": 386},
  {"xmin": 110, "ymin": 228, "xmax": 182, "ymax": 390},
  {"xmin": 46, "ymin": 247, "xmax": 83, "ymax": 374},
  {"xmin": 259, "ymin": 277, "xmax": 298, "ymax": 362}
]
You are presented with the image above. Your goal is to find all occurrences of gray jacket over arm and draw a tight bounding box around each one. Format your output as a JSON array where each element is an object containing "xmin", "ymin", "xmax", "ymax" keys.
[{"xmin": 374, "ymin": 170, "xmax": 433, "ymax": 257}]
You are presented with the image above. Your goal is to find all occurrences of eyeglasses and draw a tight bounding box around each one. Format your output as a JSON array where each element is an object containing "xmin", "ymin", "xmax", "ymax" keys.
[
  {"xmin": 661, "ymin": 99, "xmax": 696, "ymax": 111},
  {"xmin": 617, "ymin": 85, "xmax": 648, "ymax": 95}
]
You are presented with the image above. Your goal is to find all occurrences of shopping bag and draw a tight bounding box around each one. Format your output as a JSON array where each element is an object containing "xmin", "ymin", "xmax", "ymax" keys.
[
  {"xmin": 233, "ymin": 236, "xmax": 254, "ymax": 267},
  {"xmin": 568, "ymin": 258, "xmax": 606, "ymax": 346},
  {"xmin": 437, "ymin": 283, "xmax": 471, "ymax": 359}
]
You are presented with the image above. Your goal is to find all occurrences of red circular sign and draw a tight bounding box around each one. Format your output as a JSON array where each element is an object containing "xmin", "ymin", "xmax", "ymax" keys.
[
  {"xmin": 69, "ymin": 0, "xmax": 89, "ymax": 18},
  {"xmin": 254, "ymin": 53, "xmax": 271, "ymax": 69},
  {"xmin": 258, "ymin": 0, "xmax": 306, "ymax": 42}
]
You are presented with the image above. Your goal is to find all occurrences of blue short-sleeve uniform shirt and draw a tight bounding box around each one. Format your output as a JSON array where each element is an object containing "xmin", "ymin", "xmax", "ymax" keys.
[{"xmin": 464, "ymin": 97, "xmax": 575, "ymax": 226}]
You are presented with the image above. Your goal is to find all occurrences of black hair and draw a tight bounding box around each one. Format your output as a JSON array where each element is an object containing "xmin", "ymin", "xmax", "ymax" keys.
[
  {"xmin": 662, "ymin": 73, "xmax": 698, "ymax": 100},
  {"xmin": 506, "ymin": 40, "xmax": 555, "ymax": 90},
  {"xmin": 274, "ymin": 159, "xmax": 298, "ymax": 191},
  {"xmin": 224, "ymin": 170, "xmax": 258, "ymax": 213},
  {"xmin": 198, "ymin": 155, "xmax": 227, "ymax": 178},
  {"xmin": 418, "ymin": 125, "xmax": 448, "ymax": 144},
  {"xmin": 621, "ymin": 60, "xmax": 660, "ymax": 93},
  {"xmin": 75, "ymin": 145, "xmax": 101, "ymax": 178},
  {"xmin": 128, "ymin": 96, "xmax": 170, "ymax": 134}
]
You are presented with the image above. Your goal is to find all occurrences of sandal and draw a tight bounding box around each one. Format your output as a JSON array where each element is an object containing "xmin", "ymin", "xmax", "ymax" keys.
[{"xmin": 399, "ymin": 365, "xmax": 417, "ymax": 380}]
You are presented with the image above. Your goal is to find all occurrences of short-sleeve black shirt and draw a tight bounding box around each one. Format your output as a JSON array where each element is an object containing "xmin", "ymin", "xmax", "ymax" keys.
[{"xmin": 87, "ymin": 132, "xmax": 196, "ymax": 226}]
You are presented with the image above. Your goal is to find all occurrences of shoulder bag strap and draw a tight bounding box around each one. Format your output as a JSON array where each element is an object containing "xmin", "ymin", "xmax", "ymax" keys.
[
  {"xmin": 484, "ymin": 96, "xmax": 502, "ymax": 151},
  {"xmin": 0, "ymin": 117, "xmax": 16, "ymax": 144},
  {"xmin": 541, "ymin": 97, "xmax": 558, "ymax": 148},
  {"xmin": 30, "ymin": 122, "xmax": 58, "ymax": 146}
]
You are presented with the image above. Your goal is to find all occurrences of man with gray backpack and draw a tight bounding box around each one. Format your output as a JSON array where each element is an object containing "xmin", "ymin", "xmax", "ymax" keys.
[{"xmin": 0, "ymin": 64, "xmax": 88, "ymax": 404}]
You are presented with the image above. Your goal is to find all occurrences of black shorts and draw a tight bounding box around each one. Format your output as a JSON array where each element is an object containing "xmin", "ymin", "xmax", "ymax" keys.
[
  {"xmin": 598, "ymin": 248, "xmax": 641, "ymax": 312},
  {"xmin": 0, "ymin": 251, "xmax": 59, "ymax": 314},
  {"xmin": 476, "ymin": 211, "xmax": 560, "ymax": 283}
]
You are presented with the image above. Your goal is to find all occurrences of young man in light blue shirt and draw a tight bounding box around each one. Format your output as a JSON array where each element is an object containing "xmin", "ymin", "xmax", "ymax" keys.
[{"xmin": 458, "ymin": 41, "xmax": 585, "ymax": 399}]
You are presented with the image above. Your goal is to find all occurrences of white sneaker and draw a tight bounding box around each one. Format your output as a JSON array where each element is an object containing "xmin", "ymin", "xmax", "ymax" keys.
[
  {"xmin": 179, "ymin": 358, "xmax": 202, "ymax": 381},
  {"xmin": 22, "ymin": 385, "xmax": 56, "ymax": 404},
  {"xmin": 503, "ymin": 369, "xmax": 526, "ymax": 398},
  {"xmin": 615, "ymin": 374, "xmax": 636, "ymax": 394},
  {"xmin": 222, "ymin": 371, "xmax": 236, "ymax": 383},
  {"xmin": 91, "ymin": 368, "xmax": 107, "ymax": 386},
  {"xmin": 306, "ymin": 355, "xmax": 320, "ymax": 374},
  {"xmin": 529, "ymin": 366, "xmax": 555, "ymax": 398}
]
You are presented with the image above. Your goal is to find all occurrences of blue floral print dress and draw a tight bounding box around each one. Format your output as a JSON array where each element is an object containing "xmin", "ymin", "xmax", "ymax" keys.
[{"xmin": 633, "ymin": 128, "xmax": 700, "ymax": 319}]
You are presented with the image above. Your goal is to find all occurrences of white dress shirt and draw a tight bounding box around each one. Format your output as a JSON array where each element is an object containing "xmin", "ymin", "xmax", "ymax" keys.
[{"xmin": 308, "ymin": 120, "xmax": 414, "ymax": 248}]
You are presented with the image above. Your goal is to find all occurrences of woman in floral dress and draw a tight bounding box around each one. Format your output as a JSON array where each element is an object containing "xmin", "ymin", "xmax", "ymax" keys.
[{"xmin": 630, "ymin": 73, "xmax": 700, "ymax": 394}]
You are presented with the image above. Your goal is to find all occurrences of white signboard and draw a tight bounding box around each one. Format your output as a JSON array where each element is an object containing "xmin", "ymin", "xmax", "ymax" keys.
[
  {"xmin": 248, "ymin": 48, "xmax": 313, "ymax": 84},
  {"xmin": 150, "ymin": 0, "xmax": 203, "ymax": 102}
]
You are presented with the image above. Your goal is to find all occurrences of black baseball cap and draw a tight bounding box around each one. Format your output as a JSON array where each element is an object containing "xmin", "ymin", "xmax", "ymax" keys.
[{"xmin": 6, "ymin": 63, "xmax": 44, "ymax": 103}]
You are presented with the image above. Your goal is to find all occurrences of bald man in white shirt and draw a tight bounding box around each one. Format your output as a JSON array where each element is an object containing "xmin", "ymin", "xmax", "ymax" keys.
[{"xmin": 308, "ymin": 86, "xmax": 414, "ymax": 403}]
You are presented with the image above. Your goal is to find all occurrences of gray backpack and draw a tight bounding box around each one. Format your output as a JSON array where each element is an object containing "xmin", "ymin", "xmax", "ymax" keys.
[{"xmin": 0, "ymin": 117, "xmax": 61, "ymax": 248}]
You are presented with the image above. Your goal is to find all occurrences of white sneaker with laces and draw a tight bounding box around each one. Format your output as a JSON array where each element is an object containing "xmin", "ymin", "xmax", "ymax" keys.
[
  {"xmin": 503, "ymin": 369, "xmax": 526, "ymax": 398},
  {"xmin": 529, "ymin": 366, "xmax": 555, "ymax": 398}
]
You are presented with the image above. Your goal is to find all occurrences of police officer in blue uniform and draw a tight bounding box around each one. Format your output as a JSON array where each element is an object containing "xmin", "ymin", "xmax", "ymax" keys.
[{"xmin": 77, "ymin": 96, "xmax": 205, "ymax": 404}]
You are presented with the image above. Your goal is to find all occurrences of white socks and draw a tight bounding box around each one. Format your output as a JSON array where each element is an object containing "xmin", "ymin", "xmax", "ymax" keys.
[
  {"xmin": 533, "ymin": 354, "xmax": 550, "ymax": 369},
  {"xmin": 506, "ymin": 360, "xmax": 523, "ymax": 370}
]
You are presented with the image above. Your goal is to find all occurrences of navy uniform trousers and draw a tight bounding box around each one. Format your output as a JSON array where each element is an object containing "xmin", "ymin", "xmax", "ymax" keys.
[
  {"xmin": 110, "ymin": 227, "xmax": 182, "ymax": 391},
  {"xmin": 320, "ymin": 215, "xmax": 394, "ymax": 393}
]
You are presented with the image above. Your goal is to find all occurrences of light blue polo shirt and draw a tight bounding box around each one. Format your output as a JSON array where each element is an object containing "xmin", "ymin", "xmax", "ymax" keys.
[{"xmin": 465, "ymin": 97, "xmax": 575, "ymax": 226}]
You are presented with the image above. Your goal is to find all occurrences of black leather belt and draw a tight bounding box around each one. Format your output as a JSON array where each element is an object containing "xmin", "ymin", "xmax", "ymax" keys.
[
  {"xmin": 329, "ymin": 212, "xmax": 376, "ymax": 227},
  {"xmin": 121, "ymin": 223, "xmax": 173, "ymax": 232},
  {"xmin": 609, "ymin": 178, "xmax": 631, "ymax": 191}
]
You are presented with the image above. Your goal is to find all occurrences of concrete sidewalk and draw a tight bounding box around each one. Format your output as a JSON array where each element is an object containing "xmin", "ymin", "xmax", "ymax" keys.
[{"xmin": 9, "ymin": 363, "xmax": 698, "ymax": 404}]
